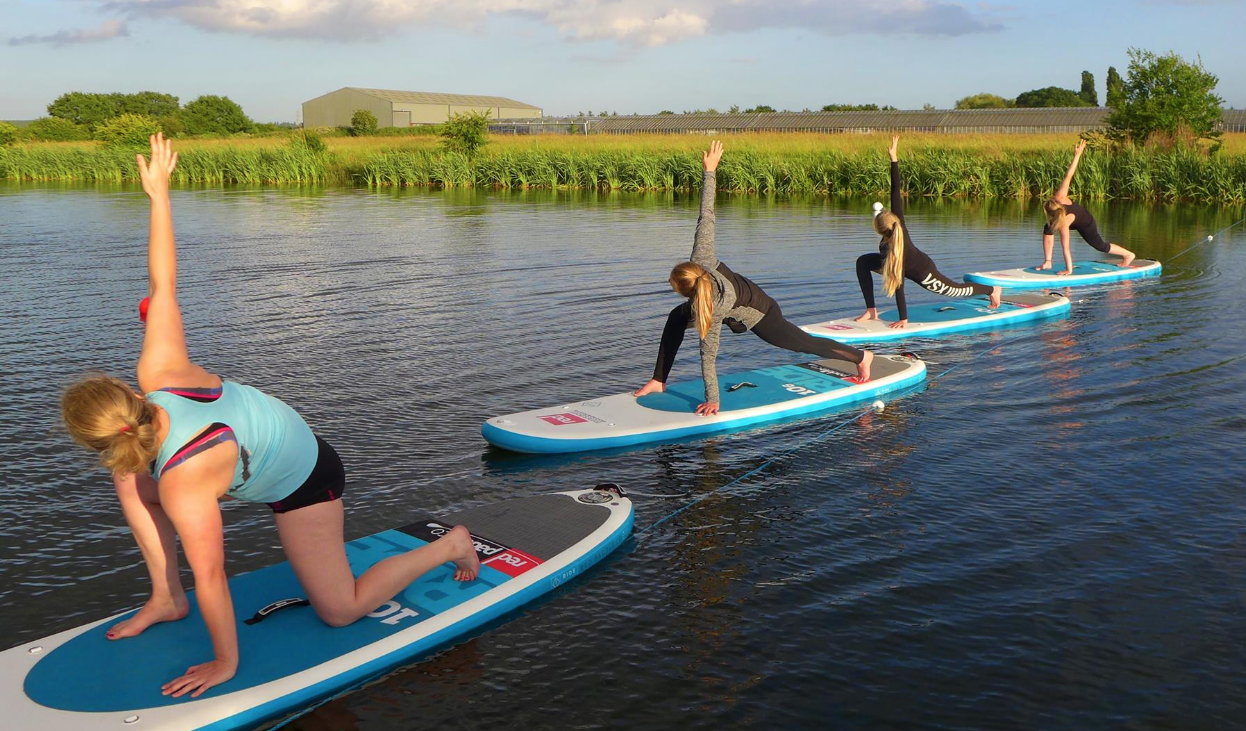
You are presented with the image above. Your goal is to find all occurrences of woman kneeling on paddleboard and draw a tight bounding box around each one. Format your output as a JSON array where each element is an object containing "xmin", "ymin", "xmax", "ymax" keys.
[
  {"xmin": 633, "ymin": 141, "xmax": 873, "ymax": 417},
  {"xmin": 59, "ymin": 134, "xmax": 480, "ymax": 699},
  {"xmin": 856, "ymin": 135, "xmax": 1002, "ymax": 329},
  {"xmin": 1040, "ymin": 139, "xmax": 1136, "ymax": 274}
]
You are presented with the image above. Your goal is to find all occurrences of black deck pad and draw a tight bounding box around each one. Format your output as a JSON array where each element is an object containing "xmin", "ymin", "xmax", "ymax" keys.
[{"xmin": 398, "ymin": 494, "xmax": 612, "ymax": 561}]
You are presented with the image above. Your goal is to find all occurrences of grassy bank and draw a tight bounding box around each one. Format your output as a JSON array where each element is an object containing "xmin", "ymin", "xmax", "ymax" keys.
[{"xmin": 4, "ymin": 133, "xmax": 1246, "ymax": 201}]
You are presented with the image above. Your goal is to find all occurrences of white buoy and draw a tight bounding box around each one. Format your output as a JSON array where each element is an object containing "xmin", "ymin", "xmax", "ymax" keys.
[
  {"xmin": 1208, "ymin": 235, "xmax": 1214, "ymax": 241},
  {"xmin": 872, "ymin": 400, "xmax": 885, "ymax": 412},
  {"xmin": 872, "ymin": 202, "xmax": 884, "ymax": 217}
]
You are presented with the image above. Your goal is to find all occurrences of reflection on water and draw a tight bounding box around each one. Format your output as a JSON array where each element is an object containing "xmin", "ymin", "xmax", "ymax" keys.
[{"xmin": 1, "ymin": 182, "xmax": 1245, "ymax": 729}]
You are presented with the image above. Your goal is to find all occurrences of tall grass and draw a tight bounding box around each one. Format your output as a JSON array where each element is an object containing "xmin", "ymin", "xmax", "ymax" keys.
[{"xmin": 5, "ymin": 133, "xmax": 1246, "ymax": 201}]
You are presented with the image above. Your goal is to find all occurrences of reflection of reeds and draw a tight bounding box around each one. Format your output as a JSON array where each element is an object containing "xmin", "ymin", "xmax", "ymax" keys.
[{"xmin": 5, "ymin": 133, "xmax": 1246, "ymax": 201}]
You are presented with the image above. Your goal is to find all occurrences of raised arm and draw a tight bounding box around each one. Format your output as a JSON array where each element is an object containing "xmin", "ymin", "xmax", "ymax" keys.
[
  {"xmin": 1054, "ymin": 139, "xmax": 1087, "ymax": 202},
  {"xmin": 135, "ymin": 135, "xmax": 207, "ymax": 392},
  {"xmin": 888, "ymin": 135, "xmax": 904, "ymax": 223},
  {"xmin": 690, "ymin": 140, "xmax": 723, "ymax": 271}
]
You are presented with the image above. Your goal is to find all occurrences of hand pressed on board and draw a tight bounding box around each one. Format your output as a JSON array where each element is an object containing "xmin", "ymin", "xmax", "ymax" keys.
[
  {"xmin": 137, "ymin": 133, "xmax": 179, "ymax": 199},
  {"xmin": 702, "ymin": 140, "xmax": 724, "ymax": 172},
  {"xmin": 162, "ymin": 658, "xmax": 237, "ymax": 699},
  {"xmin": 633, "ymin": 379, "xmax": 666, "ymax": 397},
  {"xmin": 889, "ymin": 135, "xmax": 900, "ymax": 162},
  {"xmin": 695, "ymin": 402, "xmax": 720, "ymax": 417},
  {"xmin": 888, "ymin": 319, "xmax": 908, "ymax": 329}
]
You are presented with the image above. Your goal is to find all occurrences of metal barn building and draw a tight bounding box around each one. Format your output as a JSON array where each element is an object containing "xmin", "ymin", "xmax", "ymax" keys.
[{"xmin": 302, "ymin": 88, "xmax": 542, "ymax": 128}]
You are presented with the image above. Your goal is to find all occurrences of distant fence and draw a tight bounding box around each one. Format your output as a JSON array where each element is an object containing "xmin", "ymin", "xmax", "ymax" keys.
[{"xmin": 492, "ymin": 108, "xmax": 1246, "ymax": 136}]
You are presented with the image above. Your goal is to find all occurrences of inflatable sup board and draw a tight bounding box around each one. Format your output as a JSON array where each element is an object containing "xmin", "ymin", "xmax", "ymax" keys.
[
  {"xmin": 1, "ymin": 486, "xmax": 633, "ymax": 731},
  {"xmin": 482, "ymin": 355, "xmax": 926, "ymax": 454},
  {"xmin": 964, "ymin": 259, "xmax": 1161, "ymax": 288},
  {"xmin": 800, "ymin": 293, "xmax": 1070, "ymax": 344}
]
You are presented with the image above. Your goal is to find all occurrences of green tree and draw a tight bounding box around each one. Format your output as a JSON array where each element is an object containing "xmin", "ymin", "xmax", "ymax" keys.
[
  {"xmin": 1014, "ymin": 86, "xmax": 1090, "ymax": 108},
  {"xmin": 0, "ymin": 122, "xmax": 18, "ymax": 147},
  {"xmin": 25, "ymin": 116, "xmax": 92, "ymax": 141},
  {"xmin": 47, "ymin": 91, "xmax": 122, "ymax": 128},
  {"xmin": 728, "ymin": 104, "xmax": 741, "ymax": 113},
  {"xmin": 1106, "ymin": 66, "xmax": 1125, "ymax": 109},
  {"xmin": 745, "ymin": 104, "xmax": 776, "ymax": 113},
  {"xmin": 1080, "ymin": 71, "xmax": 1098, "ymax": 105},
  {"xmin": 821, "ymin": 103, "xmax": 896, "ymax": 111},
  {"xmin": 1106, "ymin": 48, "xmax": 1224, "ymax": 144},
  {"xmin": 657, "ymin": 110, "xmax": 675, "ymax": 115},
  {"xmin": 94, "ymin": 113, "xmax": 162, "ymax": 147},
  {"xmin": 439, "ymin": 109, "xmax": 490, "ymax": 156},
  {"xmin": 350, "ymin": 109, "xmax": 378, "ymax": 136},
  {"xmin": 955, "ymin": 93, "xmax": 1013, "ymax": 109},
  {"xmin": 120, "ymin": 92, "xmax": 180, "ymax": 119},
  {"xmin": 181, "ymin": 95, "xmax": 253, "ymax": 135}
]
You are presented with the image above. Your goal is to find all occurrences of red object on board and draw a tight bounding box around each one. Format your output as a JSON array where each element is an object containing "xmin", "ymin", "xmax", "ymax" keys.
[{"xmin": 139, "ymin": 297, "xmax": 150, "ymax": 323}]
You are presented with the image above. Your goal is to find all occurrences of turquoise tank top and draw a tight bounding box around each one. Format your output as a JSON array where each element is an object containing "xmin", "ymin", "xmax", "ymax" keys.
[{"xmin": 146, "ymin": 382, "xmax": 318, "ymax": 503}]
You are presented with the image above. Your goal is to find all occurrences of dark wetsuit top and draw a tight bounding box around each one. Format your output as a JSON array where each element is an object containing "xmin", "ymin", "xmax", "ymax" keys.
[{"xmin": 1043, "ymin": 201, "xmax": 1111, "ymax": 253}]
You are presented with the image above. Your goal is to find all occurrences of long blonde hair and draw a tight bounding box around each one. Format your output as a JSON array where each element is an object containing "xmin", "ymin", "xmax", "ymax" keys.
[
  {"xmin": 1044, "ymin": 198, "xmax": 1067, "ymax": 232},
  {"xmin": 669, "ymin": 262, "xmax": 714, "ymax": 339},
  {"xmin": 873, "ymin": 211, "xmax": 905, "ymax": 297},
  {"xmin": 61, "ymin": 374, "xmax": 160, "ymax": 476}
]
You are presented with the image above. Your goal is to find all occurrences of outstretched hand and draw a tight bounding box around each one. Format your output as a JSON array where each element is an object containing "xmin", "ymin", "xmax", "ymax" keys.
[
  {"xmin": 702, "ymin": 140, "xmax": 724, "ymax": 172},
  {"xmin": 137, "ymin": 132, "xmax": 179, "ymax": 199},
  {"xmin": 1073, "ymin": 139, "xmax": 1087, "ymax": 157},
  {"xmin": 889, "ymin": 135, "xmax": 900, "ymax": 162}
]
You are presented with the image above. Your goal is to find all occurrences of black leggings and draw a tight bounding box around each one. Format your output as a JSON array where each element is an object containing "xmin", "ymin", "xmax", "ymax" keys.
[
  {"xmin": 752, "ymin": 305, "xmax": 864, "ymax": 364},
  {"xmin": 856, "ymin": 253, "xmax": 991, "ymax": 317},
  {"xmin": 652, "ymin": 302, "xmax": 863, "ymax": 382}
]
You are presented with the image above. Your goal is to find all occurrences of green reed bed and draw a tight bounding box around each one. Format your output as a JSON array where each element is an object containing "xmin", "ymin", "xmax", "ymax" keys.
[{"xmin": 6, "ymin": 143, "xmax": 1246, "ymax": 202}]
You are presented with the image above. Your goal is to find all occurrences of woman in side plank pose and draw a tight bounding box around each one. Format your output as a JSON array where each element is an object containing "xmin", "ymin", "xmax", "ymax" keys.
[
  {"xmin": 633, "ymin": 141, "xmax": 874, "ymax": 417},
  {"xmin": 60, "ymin": 134, "xmax": 479, "ymax": 699},
  {"xmin": 1040, "ymin": 139, "xmax": 1136, "ymax": 274},
  {"xmin": 856, "ymin": 135, "xmax": 1002, "ymax": 329}
]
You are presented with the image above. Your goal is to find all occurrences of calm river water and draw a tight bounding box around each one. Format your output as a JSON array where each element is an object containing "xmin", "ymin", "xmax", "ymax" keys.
[{"xmin": 1, "ymin": 183, "xmax": 1244, "ymax": 730}]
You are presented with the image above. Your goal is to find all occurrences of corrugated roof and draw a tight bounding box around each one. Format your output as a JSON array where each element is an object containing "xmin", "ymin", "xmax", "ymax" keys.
[
  {"xmin": 589, "ymin": 108, "xmax": 1115, "ymax": 134},
  {"xmin": 345, "ymin": 87, "xmax": 540, "ymax": 109}
]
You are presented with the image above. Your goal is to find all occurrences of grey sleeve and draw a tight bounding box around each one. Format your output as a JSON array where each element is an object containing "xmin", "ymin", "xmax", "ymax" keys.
[
  {"xmin": 690, "ymin": 171, "xmax": 718, "ymax": 270},
  {"xmin": 699, "ymin": 321, "xmax": 722, "ymax": 404}
]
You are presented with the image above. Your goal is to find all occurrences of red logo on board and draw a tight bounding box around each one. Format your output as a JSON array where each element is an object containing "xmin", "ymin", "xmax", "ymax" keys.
[
  {"xmin": 484, "ymin": 548, "xmax": 544, "ymax": 578},
  {"xmin": 539, "ymin": 413, "xmax": 587, "ymax": 426}
]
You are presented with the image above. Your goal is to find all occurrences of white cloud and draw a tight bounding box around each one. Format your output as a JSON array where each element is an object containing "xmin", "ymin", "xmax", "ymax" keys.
[
  {"xmin": 8, "ymin": 19, "xmax": 128, "ymax": 46},
  {"xmin": 80, "ymin": 0, "xmax": 1000, "ymax": 44}
]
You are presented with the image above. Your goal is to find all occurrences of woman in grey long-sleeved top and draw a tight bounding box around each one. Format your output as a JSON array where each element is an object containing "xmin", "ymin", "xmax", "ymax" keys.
[{"xmin": 633, "ymin": 141, "xmax": 873, "ymax": 416}]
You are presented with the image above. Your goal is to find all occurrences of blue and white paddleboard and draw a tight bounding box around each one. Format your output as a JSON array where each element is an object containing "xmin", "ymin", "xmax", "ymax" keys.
[
  {"xmin": 1, "ymin": 487, "xmax": 633, "ymax": 731},
  {"xmin": 964, "ymin": 259, "xmax": 1161, "ymax": 288},
  {"xmin": 482, "ymin": 355, "xmax": 926, "ymax": 454},
  {"xmin": 800, "ymin": 293, "xmax": 1070, "ymax": 344}
]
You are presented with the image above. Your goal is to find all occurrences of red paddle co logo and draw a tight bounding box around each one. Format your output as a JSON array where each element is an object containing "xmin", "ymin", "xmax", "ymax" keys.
[{"xmin": 539, "ymin": 412, "xmax": 588, "ymax": 426}]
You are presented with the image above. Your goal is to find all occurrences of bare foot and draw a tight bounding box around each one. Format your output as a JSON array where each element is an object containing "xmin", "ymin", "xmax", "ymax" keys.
[
  {"xmin": 107, "ymin": 594, "xmax": 190, "ymax": 639},
  {"xmin": 989, "ymin": 286, "xmax": 1002, "ymax": 309},
  {"xmin": 1119, "ymin": 250, "xmax": 1136, "ymax": 268},
  {"xmin": 633, "ymin": 379, "xmax": 665, "ymax": 397},
  {"xmin": 1058, "ymin": 269, "xmax": 1073, "ymax": 276},
  {"xmin": 854, "ymin": 308, "xmax": 879, "ymax": 323},
  {"xmin": 855, "ymin": 350, "xmax": 873, "ymax": 383},
  {"xmin": 443, "ymin": 525, "xmax": 480, "ymax": 582},
  {"xmin": 1035, "ymin": 260, "xmax": 1052, "ymax": 271}
]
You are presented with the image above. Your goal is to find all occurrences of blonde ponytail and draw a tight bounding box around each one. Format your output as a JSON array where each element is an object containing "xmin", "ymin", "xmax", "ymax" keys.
[
  {"xmin": 1044, "ymin": 198, "xmax": 1067, "ymax": 233},
  {"xmin": 669, "ymin": 262, "xmax": 715, "ymax": 339},
  {"xmin": 61, "ymin": 374, "xmax": 160, "ymax": 476},
  {"xmin": 873, "ymin": 211, "xmax": 906, "ymax": 298}
]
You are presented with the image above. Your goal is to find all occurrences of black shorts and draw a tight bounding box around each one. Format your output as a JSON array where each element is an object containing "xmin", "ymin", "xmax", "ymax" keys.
[{"xmin": 267, "ymin": 435, "xmax": 346, "ymax": 514}]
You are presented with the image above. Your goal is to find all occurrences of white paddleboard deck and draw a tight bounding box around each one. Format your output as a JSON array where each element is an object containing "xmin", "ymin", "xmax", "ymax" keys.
[
  {"xmin": 964, "ymin": 259, "xmax": 1161, "ymax": 288},
  {"xmin": 482, "ymin": 354, "xmax": 927, "ymax": 453},
  {"xmin": 801, "ymin": 293, "xmax": 1070, "ymax": 343}
]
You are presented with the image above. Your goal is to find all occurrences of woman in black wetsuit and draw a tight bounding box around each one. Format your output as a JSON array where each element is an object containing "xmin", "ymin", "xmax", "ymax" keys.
[
  {"xmin": 633, "ymin": 141, "xmax": 874, "ymax": 416},
  {"xmin": 1040, "ymin": 139, "xmax": 1136, "ymax": 273},
  {"xmin": 856, "ymin": 136, "xmax": 1002, "ymax": 329}
]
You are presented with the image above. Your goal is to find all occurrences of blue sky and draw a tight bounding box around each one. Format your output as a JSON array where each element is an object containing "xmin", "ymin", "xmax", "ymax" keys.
[{"xmin": 2, "ymin": 0, "xmax": 1243, "ymax": 122}]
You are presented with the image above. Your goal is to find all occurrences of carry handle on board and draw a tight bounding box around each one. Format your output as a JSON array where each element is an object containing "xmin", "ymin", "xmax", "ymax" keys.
[
  {"xmin": 244, "ymin": 597, "xmax": 311, "ymax": 625},
  {"xmin": 595, "ymin": 482, "xmax": 628, "ymax": 498}
]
